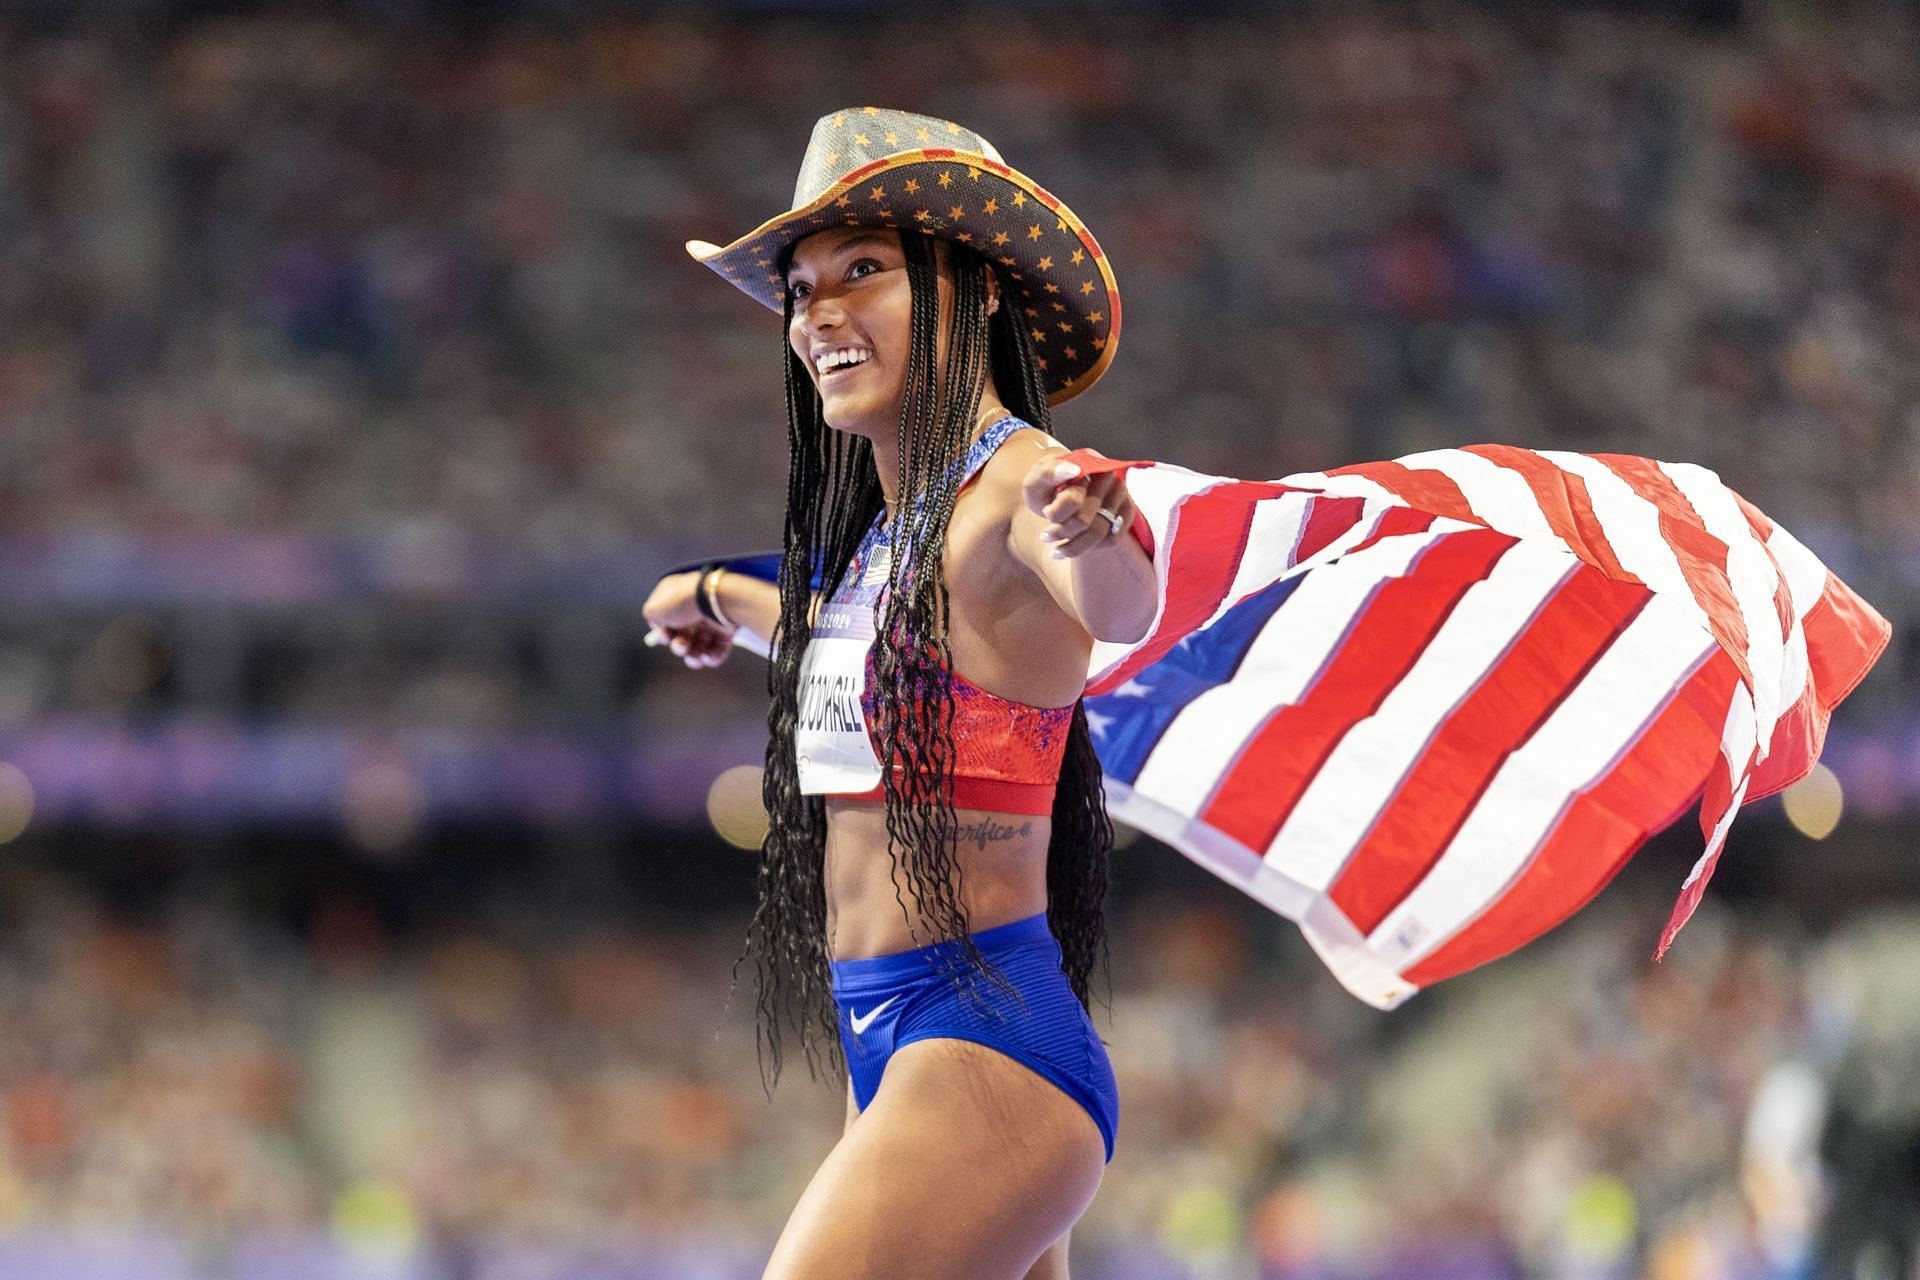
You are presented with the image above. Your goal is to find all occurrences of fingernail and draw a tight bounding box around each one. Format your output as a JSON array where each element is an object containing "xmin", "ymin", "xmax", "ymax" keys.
[
  {"xmin": 1052, "ymin": 462, "xmax": 1080, "ymax": 481},
  {"xmin": 1050, "ymin": 548, "xmax": 1066, "ymax": 559},
  {"xmin": 671, "ymin": 639, "xmax": 688, "ymax": 655},
  {"xmin": 644, "ymin": 629, "xmax": 665, "ymax": 647}
]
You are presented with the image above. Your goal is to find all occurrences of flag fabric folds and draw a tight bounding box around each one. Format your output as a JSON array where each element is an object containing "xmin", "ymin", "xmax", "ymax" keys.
[
  {"xmin": 690, "ymin": 443, "xmax": 1888, "ymax": 1010},
  {"xmin": 1066, "ymin": 444, "xmax": 1887, "ymax": 1008}
]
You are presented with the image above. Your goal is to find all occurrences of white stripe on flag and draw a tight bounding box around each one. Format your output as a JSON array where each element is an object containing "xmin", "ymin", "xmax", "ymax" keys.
[
  {"xmin": 1394, "ymin": 448, "xmax": 1567, "ymax": 549},
  {"xmin": 1266, "ymin": 542, "xmax": 1580, "ymax": 892},
  {"xmin": 1101, "ymin": 777, "xmax": 1422, "ymax": 1010},
  {"xmin": 1659, "ymin": 461, "xmax": 1784, "ymax": 758},
  {"xmin": 1363, "ymin": 590, "xmax": 1718, "ymax": 969},
  {"xmin": 1536, "ymin": 450, "xmax": 1705, "ymax": 627},
  {"xmin": 1674, "ymin": 683, "xmax": 1758, "ymax": 897},
  {"xmin": 1129, "ymin": 529, "xmax": 1449, "ymax": 821},
  {"xmin": 1766, "ymin": 522, "xmax": 1830, "ymax": 615},
  {"xmin": 1217, "ymin": 492, "xmax": 1315, "ymax": 623},
  {"xmin": 1760, "ymin": 522, "xmax": 1827, "ymax": 730}
]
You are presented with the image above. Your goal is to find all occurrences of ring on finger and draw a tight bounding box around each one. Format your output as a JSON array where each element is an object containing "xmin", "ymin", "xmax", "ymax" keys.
[{"xmin": 1097, "ymin": 506, "xmax": 1123, "ymax": 537}]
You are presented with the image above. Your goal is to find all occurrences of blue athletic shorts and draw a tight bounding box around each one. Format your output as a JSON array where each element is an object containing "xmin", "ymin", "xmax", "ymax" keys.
[{"xmin": 829, "ymin": 912, "xmax": 1118, "ymax": 1162}]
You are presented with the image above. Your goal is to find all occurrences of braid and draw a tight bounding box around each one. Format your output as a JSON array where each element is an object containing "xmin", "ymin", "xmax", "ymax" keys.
[
  {"xmin": 742, "ymin": 289, "xmax": 881, "ymax": 1088},
  {"xmin": 987, "ymin": 265, "xmax": 1111, "ymax": 1011},
  {"xmin": 866, "ymin": 232, "xmax": 1012, "ymax": 1002},
  {"xmin": 745, "ymin": 232, "xmax": 1112, "ymax": 1088}
]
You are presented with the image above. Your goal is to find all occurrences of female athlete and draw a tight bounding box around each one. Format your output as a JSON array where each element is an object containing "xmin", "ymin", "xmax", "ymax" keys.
[{"xmin": 642, "ymin": 108, "xmax": 1153, "ymax": 1279}]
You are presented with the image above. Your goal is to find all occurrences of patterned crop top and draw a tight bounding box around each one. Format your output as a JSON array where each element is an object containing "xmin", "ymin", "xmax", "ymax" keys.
[{"xmin": 794, "ymin": 415, "xmax": 1073, "ymax": 817}]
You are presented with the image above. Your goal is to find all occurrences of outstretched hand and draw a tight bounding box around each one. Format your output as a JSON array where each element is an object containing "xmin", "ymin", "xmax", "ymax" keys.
[
  {"xmin": 1021, "ymin": 448, "xmax": 1137, "ymax": 558},
  {"xmin": 642, "ymin": 571, "xmax": 734, "ymax": 669}
]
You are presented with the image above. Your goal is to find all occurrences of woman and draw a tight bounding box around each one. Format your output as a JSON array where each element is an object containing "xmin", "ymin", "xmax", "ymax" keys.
[
  {"xmin": 645, "ymin": 105, "xmax": 1892, "ymax": 1279},
  {"xmin": 643, "ymin": 109, "xmax": 1150, "ymax": 1279}
]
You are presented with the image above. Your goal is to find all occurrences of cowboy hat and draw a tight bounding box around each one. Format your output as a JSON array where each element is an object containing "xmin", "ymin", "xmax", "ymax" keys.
[{"xmin": 686, "ymin": 107, "xmax": 1119, "ymax": 404}]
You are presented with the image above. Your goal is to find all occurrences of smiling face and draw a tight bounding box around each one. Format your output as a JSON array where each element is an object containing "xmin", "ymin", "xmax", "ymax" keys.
[{"xmin": 786, "ymin": 226, "xmax": 992, "ymax": 441}]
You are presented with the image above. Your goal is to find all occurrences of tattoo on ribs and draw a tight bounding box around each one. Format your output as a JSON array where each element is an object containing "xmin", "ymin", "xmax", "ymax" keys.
[{"xmin": 952, "ymin": 818, "xmax": 1036, "ymax": 852}]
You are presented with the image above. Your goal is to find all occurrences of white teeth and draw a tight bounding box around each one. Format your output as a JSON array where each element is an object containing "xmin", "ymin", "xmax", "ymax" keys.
[{"xmin": 815, "ymin": 349, "xmax": 872, "ymax": 375}]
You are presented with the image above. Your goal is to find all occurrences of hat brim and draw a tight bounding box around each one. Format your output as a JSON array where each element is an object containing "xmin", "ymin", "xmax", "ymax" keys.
[{"xmin": 687, "ymin": 148, "xmax": 1119, "ymax": 406}]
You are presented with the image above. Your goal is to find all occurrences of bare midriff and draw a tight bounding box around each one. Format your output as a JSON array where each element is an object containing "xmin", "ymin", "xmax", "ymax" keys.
[{"xmin": 824, "ymin": 796, "xmax": 1052, "ymax": 961}]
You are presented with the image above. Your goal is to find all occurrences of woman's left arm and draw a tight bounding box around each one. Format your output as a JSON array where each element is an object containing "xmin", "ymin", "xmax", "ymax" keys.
[{"xmin": 1009, "ymin": 446, "xmax": 1158, "ymax": 645}]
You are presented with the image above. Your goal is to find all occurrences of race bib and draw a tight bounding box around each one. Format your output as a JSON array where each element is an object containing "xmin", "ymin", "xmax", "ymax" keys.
[{"xmin": 796, "ymin": 596, "xmax": 883, "ymax": 793}]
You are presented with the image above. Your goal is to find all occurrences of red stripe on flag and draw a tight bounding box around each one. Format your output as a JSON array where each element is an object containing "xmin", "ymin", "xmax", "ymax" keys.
[
  {"xmin": 1460, "ymin": 445, "xmax": 1639, "ymax": 585},
  {"xmin": 1749, "ymin": 689, "xmax": 1817, "ymax": 801},
  {"xmin": 1329, "ymin": 568, "xmax": 1653, "ymax": 934},
  {"xmin": 1084, "ymin": 481, "xmax": 1291, "ymax": 697},
  {"xmin": 1406, "ymin": 650, "xmax": 1740, "ymax": 987},
  {"xmin": 1348, "ymin": 507, "xmax": 1438, "ymax": 555},
  {"xmin": 1804, "ymin": 572, "xmax": 1893, "ymax": 710},
  {"xmin": 1596, "ymin": 455, "xmax": 1752, "ymax": 692},
  {"xmin": 1326, "ymin": 459, "xmax": 1480, "ymax": 526},
  {"xmin": 1730, "ymin": 491, "xmax": 1795, "ymax": 640},
  {"xmin": 1296, "ymin": 496, "xmax": 1367, "ymax": 562},
  {"xmin": 1734, "ymin": 491, "xmax": 1775, "ymax": 541},
  {"xmin": 1199, "ymin": 530, "xmax": 1515, "ymax": 853},
  {"xmin": 1658, "ymin": 708, "xmax": 1755, "ymax": 960},
  {"xmin": 1747, "ymin": 573, "xmax": 1893, "ymax": 799}
]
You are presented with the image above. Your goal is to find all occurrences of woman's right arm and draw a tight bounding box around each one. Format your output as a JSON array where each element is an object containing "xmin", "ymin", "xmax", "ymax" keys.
[
  {"xmin": 712, "ymin": 568, "xmax": 781, "ymax": 640},
  {"xmin": 642, "ymin": 568, "xmax": 786, "ymax": 668}
]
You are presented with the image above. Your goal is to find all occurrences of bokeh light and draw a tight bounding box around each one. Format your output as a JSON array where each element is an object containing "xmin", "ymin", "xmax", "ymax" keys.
[
  {"xmin": 0, "ymin": 764, "xmax": 34, "ymax": 844},
  {"xmin": 1565, "ymin": 1173, "xmax": 1638, "ymax": 1263},
  {"xmin": 706, "ymin": 765, "xmax": 768, "ymax": 850},
  {"xmin": 1782, "ymin": 763, "xmax": 1844, "ymax": 840},
  {"xmin": 331, "ymin": 1179, "xmax": 420, "ymax": 1257}
]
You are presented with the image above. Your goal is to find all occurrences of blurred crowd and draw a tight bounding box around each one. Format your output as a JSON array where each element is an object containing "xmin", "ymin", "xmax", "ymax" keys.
[
  {"xmin": 0, "ymin": 5, "xmax": 1916, "ymax": 1277},
  {"xmin": 0, "ymin": 859, "xmax": 1915, "ymax": 1280},
  {"xmin": 0, "ymin": 4, "xmax": 1914, "ymax": 599}
]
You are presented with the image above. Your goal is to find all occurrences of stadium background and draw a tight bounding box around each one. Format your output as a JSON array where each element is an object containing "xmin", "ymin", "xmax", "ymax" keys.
[{"xmin": 0, "ymin": 0, "xmax": 1916, "ymax": 1276}]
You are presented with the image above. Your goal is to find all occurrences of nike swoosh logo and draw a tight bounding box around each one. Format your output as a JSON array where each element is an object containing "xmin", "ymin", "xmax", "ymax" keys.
[{"xmin": 849, "ymin": 995, "xmax": 898, "ymax": 1036}]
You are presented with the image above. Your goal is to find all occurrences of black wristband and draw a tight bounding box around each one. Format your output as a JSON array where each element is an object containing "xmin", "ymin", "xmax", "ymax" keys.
[{"xmin": 692, "ymin": 562, "xmax": 723, "ymax": 625}]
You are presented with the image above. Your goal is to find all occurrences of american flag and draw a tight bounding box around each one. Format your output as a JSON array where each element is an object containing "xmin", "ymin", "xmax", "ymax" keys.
[
  {"xmin": 1066, "ymin": 444, "xmax": 1888, "ymax": 1008},
  {"xmin": 695, "ymin": 443, "xmax": 1887, "ymax": 1010}
]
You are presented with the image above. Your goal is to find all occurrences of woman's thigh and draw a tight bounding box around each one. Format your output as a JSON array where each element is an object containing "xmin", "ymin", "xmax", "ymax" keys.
[{"xmin": 763, "ymin": 1037, "xmax": 1106, "ymax": 1280}]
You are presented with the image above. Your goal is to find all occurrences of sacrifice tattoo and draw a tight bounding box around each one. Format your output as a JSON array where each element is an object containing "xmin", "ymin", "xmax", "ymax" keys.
[{"xmin": 952, "ymin": 818, "xmax": 1036, "ymax": 851}]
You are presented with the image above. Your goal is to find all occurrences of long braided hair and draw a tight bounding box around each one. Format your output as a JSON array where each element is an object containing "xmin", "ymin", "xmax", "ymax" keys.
[{"xmin": 746, "ymin": 230, "xmax": 1112, "ymax": 1085}]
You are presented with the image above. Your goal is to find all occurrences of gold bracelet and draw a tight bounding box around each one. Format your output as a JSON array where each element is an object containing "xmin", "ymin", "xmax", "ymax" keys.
[{"xmin": 700, "ymin": 566, "xmax": 737, "ymax": 630}]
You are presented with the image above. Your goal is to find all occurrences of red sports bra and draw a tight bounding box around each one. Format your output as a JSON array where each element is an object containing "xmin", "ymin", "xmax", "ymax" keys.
[
  {"xmin": 794, "ymin": 416, "xmax": 1072, "ymax": 816},
  {"xmin": 831, "ymin": 650, "xmax": 1074, "ymax": 815}
]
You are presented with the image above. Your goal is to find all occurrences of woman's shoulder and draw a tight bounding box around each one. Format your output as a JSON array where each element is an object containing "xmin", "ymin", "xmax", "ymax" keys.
[
  {"xmin": 976, "ymin": 418, "xmax": 1069, "ymax": 490},
  {"xmin": 963, "ymin": 418, "xmax": 1074, "ymax": 520}
]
